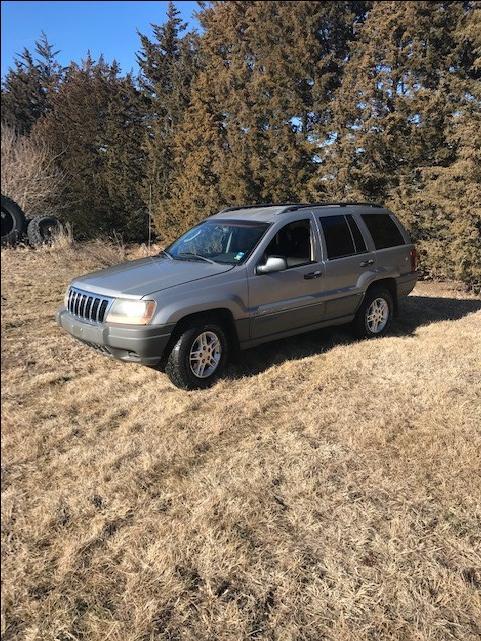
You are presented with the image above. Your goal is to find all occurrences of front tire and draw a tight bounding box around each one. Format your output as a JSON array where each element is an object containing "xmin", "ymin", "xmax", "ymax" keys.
[
  {"xmin": 165, "ymin": 321, "xmax": 229, "ymax": 390},
  {"xmin": 353, "ymin": 287, "xmax": 393, "ymax": 339}
]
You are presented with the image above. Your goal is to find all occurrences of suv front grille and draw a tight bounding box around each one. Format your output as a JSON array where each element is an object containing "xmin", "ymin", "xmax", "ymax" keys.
[{"xmin": 67, "ymin": 287, "xmax": 113, "ymax": 324}]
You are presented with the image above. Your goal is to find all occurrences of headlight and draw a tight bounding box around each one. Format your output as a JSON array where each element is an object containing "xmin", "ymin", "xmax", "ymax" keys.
[
  {"xmin": 105, "ymin": 299, "xmax": 156, "ymax": 325},
  {"xmin": 64, "ymin": 288, "xmax": 70, "ymax": 307}
]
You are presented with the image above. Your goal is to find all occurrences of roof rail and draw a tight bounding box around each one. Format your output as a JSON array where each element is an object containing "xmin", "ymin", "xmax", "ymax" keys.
[
  {"xmin": 284, "ymin": 201, "xmax": 384, "ymax": 212},
  {"xmin": 218, "ymin": 202, "xmax": 307, "ymax": 214},
  {"xmin": 216, "ymin": 201, "xmax": 384, "ymax": 215}
]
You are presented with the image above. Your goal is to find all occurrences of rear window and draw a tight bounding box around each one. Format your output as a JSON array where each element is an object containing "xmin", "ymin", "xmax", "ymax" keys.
[
  {"xmin": 320, "ymin": 215, "xmax": 355, "ymax": 259},
  {"xmin": 361, "ymin": 214, "xmax": 405, "ymax": 249}
]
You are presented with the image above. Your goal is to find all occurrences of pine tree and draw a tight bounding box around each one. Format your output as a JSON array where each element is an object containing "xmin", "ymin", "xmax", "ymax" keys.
[
  {"xmin": 33, "ymin": 55, "xmax": 147, "ymax": 238},
  {"xmin": 245, "ymin": 1, "xmax": 368, "ymax": 200},
  {"xmin": 1, "ymin": 33, "xmax": 62, "ymax": 134},
  {"xmin": 323, "ymin": 1, "xmax": 467, "ymax": 200},
  {"xmin": 2, "ymin": 0, "xmax": 478, "ymax": 287},
  {"xmin": 164, "ymin": 71, "xmax": 226, "ymax": 240},
  {"xmin": 167, "ymin": 0, "xmax": 367, "ymax": 230},
  {"xmin": 103, "ymin": 76, "xmax": 148, "ymax": 240},
  {"xmin": 137, "ymin": 1, "xmax": 198, "ymax": 233},
  {"xmin": 388, "ymin": 2, "xmax": 481, "ymax": 290}
]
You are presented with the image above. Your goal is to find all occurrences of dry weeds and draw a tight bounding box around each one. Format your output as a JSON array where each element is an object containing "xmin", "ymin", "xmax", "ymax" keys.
[
  {"xmin": 1, "ymin": 243, "xmax": 481, "ymax": 641},
  {"xmin": 1, "ymin": 126, "xmax": 67, "ymax": 218}
]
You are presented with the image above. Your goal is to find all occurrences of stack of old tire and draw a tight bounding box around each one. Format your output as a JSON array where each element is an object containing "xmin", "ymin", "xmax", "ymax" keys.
[{"xmin": 1, "ymin": 195, "xmax": 64, "ymax": 247}]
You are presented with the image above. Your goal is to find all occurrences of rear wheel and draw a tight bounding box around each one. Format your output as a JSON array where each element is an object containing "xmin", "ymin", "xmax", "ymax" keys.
[
  {"xmin": 352, "ymin": 287, "xmax": 393, "ymax": 339},
  {"xmin": 165, "ymin": 321, "xmax": 229, "ymax": 390}
]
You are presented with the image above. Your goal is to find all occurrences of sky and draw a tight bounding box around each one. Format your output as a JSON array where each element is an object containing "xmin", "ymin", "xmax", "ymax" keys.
[{"xmin": 1, "ymin": 0, "xmax": 200, "ymax": 77}]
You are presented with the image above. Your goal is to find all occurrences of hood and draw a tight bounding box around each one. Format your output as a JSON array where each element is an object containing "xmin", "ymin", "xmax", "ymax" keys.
[{"xmin": 71, "ymin": 255, "xmax": 234, "ymax": 298}]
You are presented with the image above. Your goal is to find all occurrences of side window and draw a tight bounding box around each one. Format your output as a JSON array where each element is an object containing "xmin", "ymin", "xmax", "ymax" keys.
[
  {"xmin": 346, "ymin": 215, "xmax": 367, "ymax": 254},
  {"xmin": 361, "ymin": 213, "xmax": 405, "ymax": 249},
  {"xmin": 320, "ymin": 215, "xmax": 355, "ymax": 259},
  {"xmin": 264, "ymin": 219, "xmax": 313, "ymax": 268}
]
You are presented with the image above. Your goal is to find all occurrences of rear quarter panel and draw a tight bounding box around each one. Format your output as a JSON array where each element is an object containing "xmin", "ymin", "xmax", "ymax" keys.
[{"xmin": 355, "ymin": 212, "xmax": 416, "ymax": 288}]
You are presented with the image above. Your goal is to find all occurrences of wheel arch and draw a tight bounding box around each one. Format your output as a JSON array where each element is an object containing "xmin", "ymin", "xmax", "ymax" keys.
[
  {"xmin": 165, "ymin": 307, "xmax": 240, "ymax": 359},
  {"xmin": 365, "ymin": 277, "xmax": 398, "ymax": 315}
]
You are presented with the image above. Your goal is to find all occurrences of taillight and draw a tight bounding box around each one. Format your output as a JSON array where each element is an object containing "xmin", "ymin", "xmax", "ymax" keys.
[{"xmin": 410, "ymin": 247, "xmax": 417, "ymax": 272}]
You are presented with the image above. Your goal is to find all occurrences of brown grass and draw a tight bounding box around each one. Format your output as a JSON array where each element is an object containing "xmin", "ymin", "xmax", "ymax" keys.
[{"xmin": 1, "ymin": 243, "xmax": 481, "ymax": 641}]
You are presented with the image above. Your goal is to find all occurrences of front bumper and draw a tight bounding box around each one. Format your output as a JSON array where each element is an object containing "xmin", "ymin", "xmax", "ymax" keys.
[{"xmin": 56, "ymin": 307, "xmax": 174, "ymax": 365}]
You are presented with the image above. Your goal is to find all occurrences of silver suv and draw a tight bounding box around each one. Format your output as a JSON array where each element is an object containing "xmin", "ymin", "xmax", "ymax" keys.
[{"xmin": 57, "ymin": 203, "xmax": 418, "ymax": 389}]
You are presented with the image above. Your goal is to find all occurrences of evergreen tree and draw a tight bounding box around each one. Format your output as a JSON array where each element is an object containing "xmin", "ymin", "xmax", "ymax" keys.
[
  {"xmin": 389, "ymin": 113, "xmax": 481, "ymax": 290},
  {"xmin": 103, "ymin": 76, "xmax": 149, "ymax": 240},
  {"xmin": 246, "ymin": 1, "xmax": 368, "ymax": 200},
  {"xmin": 1, "ymin": 33, "xmax": 62, "ymax": 134},
  {"xmin": 168, "ymin": 0, "xmax": 367, "ymax": 229},
  {"xmin": 165, "ymin": 71, "xmax": 227, "ymax": 239},
  {"xmin": 323, "ymin": 1, "xmax": 467, "ymax": 200},
  {"xmin": 388, "ymin": 2, "xmax": 481, "ymax": 290},
  {"xmin": 33, "ymin": 55, "xmax": 147, "ymax": 238},
  {"xmin": 137, "ymin": 1, "xmax": 198, "ymax": 233}
]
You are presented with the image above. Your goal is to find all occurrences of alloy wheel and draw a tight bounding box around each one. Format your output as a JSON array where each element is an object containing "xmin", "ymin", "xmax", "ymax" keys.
[
  {"xmin": 189, "ymin": 330, "xmax": 222, "ymax": 378},
  {"xmin": 366, "ymin": 297, "xmax": 389, "ymax": 334}
]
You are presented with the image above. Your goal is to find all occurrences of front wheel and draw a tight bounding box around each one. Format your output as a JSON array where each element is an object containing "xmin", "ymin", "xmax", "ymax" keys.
[
  {"xmin": 165, "ymin": 321, "xmax": 229, "ymax": 390},
  {"xmin": 352, "ymin": 287, "xmax": 393, "ymax": 339}
]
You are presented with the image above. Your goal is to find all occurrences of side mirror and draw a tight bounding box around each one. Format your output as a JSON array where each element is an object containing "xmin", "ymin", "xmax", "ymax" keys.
[{"xmin": 256, "ymin": 256, "xmax": 288, "ymax": 274}]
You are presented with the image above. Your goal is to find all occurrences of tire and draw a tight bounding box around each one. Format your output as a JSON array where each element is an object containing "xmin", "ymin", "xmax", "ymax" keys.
[
  {"xmin": 27, "ymin": 215, "xmax": 63, "ymax": 246},
  {"xmin": 1, "ymin": 195, "xmax": 27, "ymax": 246},
  {"xmin": 352, "ymin": 286, "xmax": 394, "ymax": 339},
  {"xmin": 165, "ymin": 321, "xmax": 230, "ymax": 390}
]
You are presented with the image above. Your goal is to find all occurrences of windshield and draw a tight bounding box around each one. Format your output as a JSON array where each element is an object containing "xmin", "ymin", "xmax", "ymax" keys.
[{"xmin": 166, "ymin": 220, "xmax": 270, "ymax": 264}]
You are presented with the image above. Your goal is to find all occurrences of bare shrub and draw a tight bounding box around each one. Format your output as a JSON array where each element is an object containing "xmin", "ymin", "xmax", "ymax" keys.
[
  {"xmin": 0, "ymin": 125, "xmax": 67, "ymax": 217},
  {"xmin": 80, "ymin": 235, "xmax": 164, "ymax": 267}
]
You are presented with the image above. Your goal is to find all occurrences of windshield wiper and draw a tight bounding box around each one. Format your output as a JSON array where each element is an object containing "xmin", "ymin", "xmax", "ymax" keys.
[
  {"xmin": 177, "ymin": 252, "xmax": 217, "ymax": 264},
  {"xmin": 159, "ymin": 249, "xmax": 173, "ymax": 260}
]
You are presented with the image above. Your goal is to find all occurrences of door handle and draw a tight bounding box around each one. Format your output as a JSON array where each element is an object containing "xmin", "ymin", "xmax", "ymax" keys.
[
  {"xmin": 360, "ymin": 259, "xmax": 375, "ymax": 267},
  {"xmin": 304, "ymin": 270, "xmax": 322, "ymax": 280}
]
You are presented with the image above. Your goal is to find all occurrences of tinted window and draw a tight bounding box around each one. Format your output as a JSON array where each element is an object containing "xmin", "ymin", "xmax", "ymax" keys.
[
  {"xmin": 361, "ymin": 214, "xmax": 405, "ymax": 249},
  {"xmin": 346, "ymin": 215, "xmax": 367, "ymax": 254},
  {"xmin": 264, "ymin": 219, "xmax": 312, "ymax": 268},
  {"xmin": 320, "ymin": 215, "xmax": 355, "ymax": 259}
]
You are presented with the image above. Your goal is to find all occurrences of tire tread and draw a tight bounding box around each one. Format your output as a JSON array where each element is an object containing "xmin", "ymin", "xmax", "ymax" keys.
[
  {"xmin": 27, "ymin": 215, "xmax": 63, "ymax": 246},
  {"xmin": 1, "ymin": 195, "xmax": 27, "ymax": 246}
]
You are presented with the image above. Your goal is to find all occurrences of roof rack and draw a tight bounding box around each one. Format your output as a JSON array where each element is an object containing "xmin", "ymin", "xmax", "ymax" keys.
[
  {"xmin": 283, "ymin": 201, "xmax": 384, "ymax": 212},
  {"xmin": 216, "ymin": 201, "xmax": 384, "ymax": 216},
  {"xmin": 218, "ymin": 202, "xmax": 306, "ymax": 214}
]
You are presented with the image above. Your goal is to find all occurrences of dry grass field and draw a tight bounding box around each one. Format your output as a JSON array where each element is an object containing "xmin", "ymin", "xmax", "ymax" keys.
[{"xmin": 2, "ymin": 242, "xmax": 481, "ymax": 641}]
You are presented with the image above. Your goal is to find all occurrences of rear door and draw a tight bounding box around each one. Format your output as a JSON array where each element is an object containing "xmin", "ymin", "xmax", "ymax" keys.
[
  {"xmin": 316, "ymin": 213, "xmax": 375, "ymax": 319},
  {"xmin": 249, "ymin": 215, "xmax": 325, "ymax": 339}
]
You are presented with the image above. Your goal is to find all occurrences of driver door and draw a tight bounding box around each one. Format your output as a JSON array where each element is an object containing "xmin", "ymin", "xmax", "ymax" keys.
[{"xmin": 248, "ymin": 216, "xmax": 325, "ymax": 340}]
